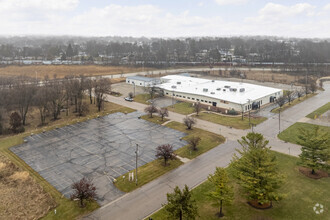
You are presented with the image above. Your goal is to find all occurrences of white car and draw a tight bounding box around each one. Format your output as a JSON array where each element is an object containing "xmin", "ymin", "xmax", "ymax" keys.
[{"xmin": 124, "ymin": 97, "xmax": 134, "ymax": 102}]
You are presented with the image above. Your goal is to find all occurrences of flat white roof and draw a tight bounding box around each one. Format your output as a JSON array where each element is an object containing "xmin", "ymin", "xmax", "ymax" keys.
[{"xmin": 157, "ymin": 75, "xmax": 282, "ymax": 105}]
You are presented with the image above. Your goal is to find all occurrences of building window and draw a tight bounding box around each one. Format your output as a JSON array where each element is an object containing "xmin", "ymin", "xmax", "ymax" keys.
[
  {"xmin": 201, "ymin": 100, "xmax": 204, "ymax": 102},
  {"xmin": 166, "ymin": 92, "xmax": 169, "ymax": 95},
  {"xmin": 183, "ymin": 96, "xmax": 186, "ymax": 98},
  {"xmin": 140, "ymin": 83, "xmax": 142, "ymax": 85},
  {"xmin": 188, "ymin": 97, "xmax": 190, "ymax": 99},
  {"xmin": 192, "ymin": 98, "xmax": 195, "ymax": 100},
  {"xmin": 128, "ymin": 80, "xmax": 130, "ymax": 83},
  {"xmin": 197, "ymin": 99, "xmax": 200, "ymax": 101},
  {"xmin": 209, "ymin": 101, "xmax": 212, "ymax": 103}
]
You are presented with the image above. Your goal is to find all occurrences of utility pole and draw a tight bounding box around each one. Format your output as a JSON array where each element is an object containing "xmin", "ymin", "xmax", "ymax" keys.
[
  {"xmin": 247, "ymin": 99, "xmax": 251, "ymax": 127},
  {"xmin": 278, "ymin": 107, "xmax": 281, "ymax": 135},
  {"xmin": 135, "ymin": 144, "xmax": 139, "ymax": 186},
  {"xmin": 133, "ymin": 82, "xmax": 136, "ymax": 97}
]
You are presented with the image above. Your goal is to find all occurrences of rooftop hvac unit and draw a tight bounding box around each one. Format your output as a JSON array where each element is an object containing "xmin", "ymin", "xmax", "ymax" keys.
[
  {"xmin": 224, "ymin": 85, "xmax": 230, "ymax": 88},
  {"xmin": 177, "ymin": 81, "xmax": 181, "ymax": 84},
  {"xmin": 216, "ymin": 88, "xmax": 221, "ymax": 91},
  {"xmin": 239, "ymin": 88, "xmax": 245, "ymax": 92},
  {"xmin": 203, "ymin": 88, "xmax": 208, "ymax": 92},
  {"xmin": 223, "ymin": 89, "xmax": 226, "ymax": 91},
  {"xmin": 171, "ymin": 85, "xmax": 177, "ymax": 89},
  {"xmin": 210, "ymin": 92, "xmax": 215, "ymax": 94},
  {"xmin": 230, "ymin": 88, "xmax": 237, "ymax": 92},
  {"xmin": 212, "ymin": 80, "xmax": 215, "ymax": 82}
]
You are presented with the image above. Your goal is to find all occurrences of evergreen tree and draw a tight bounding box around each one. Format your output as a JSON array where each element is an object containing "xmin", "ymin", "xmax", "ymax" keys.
[
  {"xmin": 208, "ymin": 167, "xmax": 233, "ymax": 217},
  {"xmin": 298, "ymin": 126, "xmax": 330, "ymax": 174},
  {"xmin": 232, "ymin": 133, "xmax": 284, "ymax": 207},
  {"xmin": 66, "ymin": 43, "xmax": 74, "ymax": 58},
  {"xmin": 164, "ymin": 185, "xmax": 198, "ymax": 220}
]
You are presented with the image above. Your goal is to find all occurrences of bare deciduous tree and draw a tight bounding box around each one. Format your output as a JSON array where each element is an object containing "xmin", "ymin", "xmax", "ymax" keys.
[
  {"xmin": 48, "ymin": 81, "xmax": 66, "ymax": 120},
  {"xmin": 296, "ymin": 89, "xmax": 303, "ymax": 100},
  {"xmin": 155, "ymin": 144, "xmax": 175, "ymax": 166},
  {"xmin": 85, "ymin": 78, "xmax": 94, "ymax": 104},
  {"xmin": 310, "ymin": 81, "xmax": 317, "ymax": 94},
  {"xmin": 34, "ymin": 86, "xmax": 50, "ymax": 125},
  {"xmin": 11, "ymin": 79, "xmax": 37, "ymax": 125},
  {"xmin": 94, "ymin": 78, "xmax": 111, "ymax": 112},
  {"xmin": 158, "ymin": 108, "xmax": 169, "ymax": 121},
  {"xmin": 285, "ymin": 91, "xmax": 294, "ymax": 105},
  {"xmin": 194, "ymin": 102, "xmax": 202, "ymax": 116},
  {"xmin": 183, "ymin": 116, "xmax": 196, "ymax": 130},
  {"xmin": 70, "ymin": 177, "xmax": 97, "ymax": 208},
  {"xmin": 275, "ymin": 96, "xmax": 287, "ymax": 108},
  {"xmin": 187, "ymin": 136, "xmax": 201, "ymax": 151},
  {"xmin": 144, "ymin": 104, "xmax": 158, "ymax": 118}
]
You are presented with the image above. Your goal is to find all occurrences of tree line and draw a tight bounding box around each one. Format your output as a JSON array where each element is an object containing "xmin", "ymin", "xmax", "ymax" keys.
[
  {"xmin": 1, "ymin": 36, "xmax": 330, "ymax": 65},
  {"xmin": 0, "ymin": 75, "xmax": 111, "ymax": 135}
]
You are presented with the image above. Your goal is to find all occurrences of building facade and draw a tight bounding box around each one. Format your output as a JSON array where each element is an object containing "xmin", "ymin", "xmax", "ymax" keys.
[{"xmin": 126, "ymin": 76, "xmax": 160, "ymax": 87}]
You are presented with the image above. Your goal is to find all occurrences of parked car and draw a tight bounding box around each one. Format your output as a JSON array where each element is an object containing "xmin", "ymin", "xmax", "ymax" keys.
[{"xmin": 124, "ymin": 97, "xmax": 134, "ymax": 102}]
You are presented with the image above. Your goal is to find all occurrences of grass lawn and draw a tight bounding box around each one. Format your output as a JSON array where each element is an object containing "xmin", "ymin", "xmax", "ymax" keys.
[
  {"xmin": 271, "ymin": 93, "xmax": 317, "ymax": 113},
  {"xmin": 168, "ymin": 102, "xmax": 195, "ymax": 115},
  {"xmin": 149, "ymin": 151, "xmax": 330, "ymax": 220},
  {"xmin": 194, "ymin": 112, "xmax": 267, "ymax": 130},
  {"xmin": 166, "ymin": 121, "xmax": 225, "ymax": 159},
  {"xmin": 114, "ymin": 158, "xmax": 183, "ymax": 192},
  {"xmin": 134, "ymin": 93, "xmax": 152, "ymax": 105},
  {"xmin": 0, "ymin": 101, "xmax": 135, "ymax": 220},
  {"xmin": 278, "ymin": 122, "xmax": 330, "ymax": 144},
  {"xmin": 140, "ymin": 115, "xmax": 169, "ymax": 125},
  {"xmin": 306, "ymin": 102, "xmax": 330, "ymax": 119}
]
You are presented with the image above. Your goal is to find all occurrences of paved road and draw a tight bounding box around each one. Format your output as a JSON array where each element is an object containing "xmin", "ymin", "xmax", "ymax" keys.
[
  {"xmin": 85, "ymin": 82, "xmax": 330, "ymax": 220},
  {"xmin": 101, "ymin": 67, "xmax": 281, "ymax": 80},
  {"xmin": 85, "ymin": 140, "xmax": 240, "ymax": 220}
]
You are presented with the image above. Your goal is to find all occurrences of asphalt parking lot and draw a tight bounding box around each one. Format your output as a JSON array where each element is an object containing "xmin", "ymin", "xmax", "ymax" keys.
[
  {"xmin": 112, "ymin": 82, "xmax": 146, "ymax": 97},
  {"xmin": 11, "ymin": 111, "xmax": 187, "ymax": 205}
]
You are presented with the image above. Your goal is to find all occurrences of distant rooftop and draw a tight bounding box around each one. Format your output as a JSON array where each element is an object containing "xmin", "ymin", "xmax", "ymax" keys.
[{"xmin": 157, "ymin": 75, "xmax": 282, "ymax": 105}]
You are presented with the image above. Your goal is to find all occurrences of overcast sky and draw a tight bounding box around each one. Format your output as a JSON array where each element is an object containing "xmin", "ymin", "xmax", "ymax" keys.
[{"xmin": 0, "ymin": 0, "xmax": 329, "ymax": 38}]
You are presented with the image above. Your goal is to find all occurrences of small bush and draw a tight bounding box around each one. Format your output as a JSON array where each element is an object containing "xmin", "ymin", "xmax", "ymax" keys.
[{"xmin": 228, "ymin": 109, "xmax": 238, "ymax": 115}]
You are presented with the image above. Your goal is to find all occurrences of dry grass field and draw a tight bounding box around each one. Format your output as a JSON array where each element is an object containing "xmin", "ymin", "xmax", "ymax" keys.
[
  {"xmin": 0, "ymin": 154, "xmax": 56, "ymax": 220},
  {"xmin": 0, "ymin": 65, "xmax": 155, "ymax": 79},
  {"xmin": 209, "ymin": 69, "xmax": 313, "ymax": 85}
]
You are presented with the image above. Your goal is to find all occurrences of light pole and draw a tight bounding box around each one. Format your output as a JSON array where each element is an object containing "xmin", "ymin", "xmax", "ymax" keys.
[
  {"xmin": 135, "ymin": 144, "xmax": 139, "ymax": 186},
  {"xmin": 247, "ymin": 99, "xmax": 251, "ymax": 127},
  {"xmin": 278, "ymin": 107, "xmax": 281, "ymax": 135},
  {"xmin": 133, "ymin": 82, "xmax": 136, "ymax": 97}
]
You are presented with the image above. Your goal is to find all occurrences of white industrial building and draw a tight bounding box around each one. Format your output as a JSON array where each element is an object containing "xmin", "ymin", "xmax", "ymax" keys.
[
  {"xmin": 156, "ymin": 75, "xmax": 283, "ymax": 112},
  {"xmin": 126, "ymin": 76, "xmax": 160, "ymax": 87}
]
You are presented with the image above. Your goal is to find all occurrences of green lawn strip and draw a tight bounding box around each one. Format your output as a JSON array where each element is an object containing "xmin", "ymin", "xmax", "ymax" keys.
[
  {"xmin": 134, "ymin": 93, "xmax": 152, "ymax": 104},
  {"xmin": 278, "ymin": 122, "xmax": 330, "ymax": 144},
  {"xmin": 165, "ymin": 121, "xmax": 225, "ymax": 159},
  {"xmin": 306, "ymin": 102, "xmax": 330, "ymax": 119},
  {"xmin": 193, "ymin": 112, "xmax": 267, "ymax": 130},
  {"xmin": 114, "ymin": 159, "xmax": 183, "ymax": 192},
  {"xmin": 149, "ymin": 151, "xmax": 330, "ymax": 220},
  {"xmin": 271, "ymin": 93, "xmax": 317, "ymax": 113},
  {"xmin": 140, "ymin": 115, "xmax": 169, "ymax": 125},
  {"xmin": 168, "ymin": 102, "xmax": 195, "ymax": 115},
  {"xmin": 0, "ymin": 103, "xmax": 135, "ymax": 220}
]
